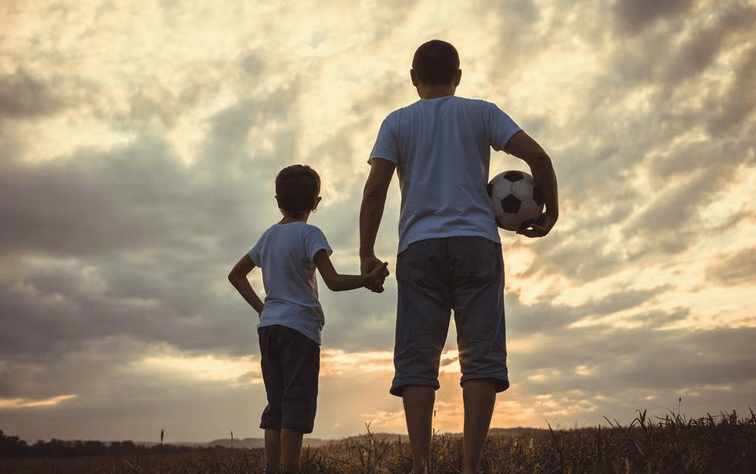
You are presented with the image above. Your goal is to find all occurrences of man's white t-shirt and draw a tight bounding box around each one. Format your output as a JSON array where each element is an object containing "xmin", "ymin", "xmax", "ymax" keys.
[
  {"xmin": 248, "ymin": 221, "xmax": 332, "ymax": 344},
  {"xmin": 369, "ymin": 96, "xmax": 521, "ymax": 254}
]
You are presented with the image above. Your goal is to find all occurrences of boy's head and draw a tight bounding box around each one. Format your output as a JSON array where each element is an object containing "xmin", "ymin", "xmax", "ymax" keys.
[
  {"xmin": 275, "ymin": 165, "xmax": 321, "ymax": 218},
  {"xmin": 411, "ymin": 40, "xmax": 460, "ymax": 85}
]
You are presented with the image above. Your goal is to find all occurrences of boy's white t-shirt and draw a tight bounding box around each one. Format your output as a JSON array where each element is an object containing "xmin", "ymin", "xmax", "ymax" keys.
[
  {"xmin": 369, "ymin": 95, "xmax": 521, "ymax": 254},
  {"xmin": 248, "ymin": 221, "xmax": 332, "ymax": 344}
]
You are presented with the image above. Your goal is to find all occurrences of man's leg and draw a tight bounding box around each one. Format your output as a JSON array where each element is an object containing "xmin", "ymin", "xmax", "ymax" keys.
[
  {"xmin": 403, "ymin": 385, "xmax": 435, "ymax": 474},
  {"xmin": 264, "ymin": 428, "xmax": 281, "ymax": 472},
  {"xmin": 450, "ymin": 238, "xmax": 507, "ymax": 473},
  {"xmin": 461, "ymin": 379, "xmax": 496, "ymax": 474},
  {"xmin": 280, "ymin": 428, "xmax": 303, "ymax": 473}
]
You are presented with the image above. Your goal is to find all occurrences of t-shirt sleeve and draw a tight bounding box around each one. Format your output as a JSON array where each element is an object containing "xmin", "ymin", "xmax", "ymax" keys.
[
  {"xmin": 248, "ymin": 236, "xmax": 263, "ymax": 266},
  {"xmin": 368, "ymin": 114, "xmax": 400, "ymax": 166},
  {"xmin": 305, "ymin": 226, "xmax": 332, "ymax": 261},
  {"xmin": 488, "ymin": 104, "xmax": 521, "ymax": 152}
]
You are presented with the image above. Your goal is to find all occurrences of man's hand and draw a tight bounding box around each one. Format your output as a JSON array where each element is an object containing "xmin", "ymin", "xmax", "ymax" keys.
[
  {"xmin": 361, "ymin": 255, "xmax": 389, "ymax": 293},
  {"xmin": 517, "ymin": 212, "xmax": 557, "ymax": 238}
]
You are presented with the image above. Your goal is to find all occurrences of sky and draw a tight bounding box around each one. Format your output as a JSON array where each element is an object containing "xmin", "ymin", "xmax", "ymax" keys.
[{"xmin": 1, "ymin": 0, "xmax": 755, "ymax": 444}]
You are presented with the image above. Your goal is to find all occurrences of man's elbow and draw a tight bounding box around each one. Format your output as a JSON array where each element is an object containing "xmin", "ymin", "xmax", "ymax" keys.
[
  {"xmin": 362, "ymin": 182, "xmax": 387, "ymax": 203},
  {"xmin": 530, "ymin": 149, "xmax": 552, "ymax": 168}
]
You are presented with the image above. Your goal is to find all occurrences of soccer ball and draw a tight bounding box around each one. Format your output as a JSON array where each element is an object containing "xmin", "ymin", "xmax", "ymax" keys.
[{"xmin": 487, "ymin": 170, "xmax": 544, "ymax": 231}]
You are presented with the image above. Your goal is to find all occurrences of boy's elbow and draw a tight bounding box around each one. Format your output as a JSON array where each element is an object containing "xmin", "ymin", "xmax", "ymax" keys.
[{"xmin": 228, "ymin": 271, "xmax": 241, "ymax": 286}]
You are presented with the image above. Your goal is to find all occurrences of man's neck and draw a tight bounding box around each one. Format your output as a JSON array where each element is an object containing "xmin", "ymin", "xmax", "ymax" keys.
[
  {"xmin": 417, "ymin": 85, "xmax": 456, "ymax": 99},
  {"xmin": 412, "ymin": 69, "xmax": 461, "ymax": 99}
]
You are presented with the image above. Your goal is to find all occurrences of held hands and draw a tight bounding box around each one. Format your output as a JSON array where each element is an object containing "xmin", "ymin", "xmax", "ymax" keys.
[{"xmin": 362, "ymin": 255, "xmax": 390, "ymax": 293}]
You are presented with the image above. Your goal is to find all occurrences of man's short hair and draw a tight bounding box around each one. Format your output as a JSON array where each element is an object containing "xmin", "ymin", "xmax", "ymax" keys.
[
  {"xmin": 275, "ymin": 165, "xmax": 321, "ymax": 217},
  {"xmin": 412, "ymin": 40, "xmax": 460, "ymax": 85}
]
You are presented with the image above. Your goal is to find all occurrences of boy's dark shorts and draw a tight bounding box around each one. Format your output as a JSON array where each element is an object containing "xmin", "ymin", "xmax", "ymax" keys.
[
  {"xmin": 391, "ymin": 236, "xmax": 509, "ymax": 397},
  {"xmin": 258, "ymin": 324, "xmax": 320, "ymax": 434}
]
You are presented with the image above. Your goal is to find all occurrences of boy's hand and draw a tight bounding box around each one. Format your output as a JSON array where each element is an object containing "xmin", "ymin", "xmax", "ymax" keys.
[{"xmin": 367, "ymin": 261, "xmax": 389, "ymax": 293}]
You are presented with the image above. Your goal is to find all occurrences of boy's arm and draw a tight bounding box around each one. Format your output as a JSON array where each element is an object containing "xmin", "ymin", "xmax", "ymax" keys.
[
  {"xmin": 314, "ymin": 249, "xmax": 388, "ymax": 292},
  {"xmin": 359, "ymin": 158, "xmax": 395, "ymax": 274},
  {"xmin": 504, "ymin": 130, "xmax": 559, "ymax": 237},
  {"xmin": 228, "ymin": 255, "xmax": 264, "ymax": 314}
]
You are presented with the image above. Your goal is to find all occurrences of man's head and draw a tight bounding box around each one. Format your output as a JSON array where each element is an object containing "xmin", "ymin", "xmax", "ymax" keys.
[
  {"xmin": 275, "ymin": 164, "xmax": 321, "ymax": 217},
  {"xmin": 411, "ymin": 40, "xmax": 460, "ymax": 86}
]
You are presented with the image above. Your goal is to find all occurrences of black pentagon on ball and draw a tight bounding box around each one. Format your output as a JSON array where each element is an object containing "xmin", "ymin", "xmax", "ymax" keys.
[
  {"xmin": 501, "ymin": 170, "xmax": 524, "ymax": 182},
  {"xmin": 486, "ymin": 183, "xmax": 493, "ymax": 197},
  {"xmin": 501, "ymin": 194, "xmax": 522, "ymax": 214}
]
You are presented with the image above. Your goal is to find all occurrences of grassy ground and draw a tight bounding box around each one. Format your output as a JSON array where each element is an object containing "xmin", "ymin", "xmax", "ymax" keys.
[{"xmin": 1, "ymin": 410, "xmax": 754, "ymax": 473}]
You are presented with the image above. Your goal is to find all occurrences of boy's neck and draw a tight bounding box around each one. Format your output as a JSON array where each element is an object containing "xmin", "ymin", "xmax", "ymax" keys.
[{"xmin": 279, "ymin": 212, "xmax": 310, "ymax": 224}]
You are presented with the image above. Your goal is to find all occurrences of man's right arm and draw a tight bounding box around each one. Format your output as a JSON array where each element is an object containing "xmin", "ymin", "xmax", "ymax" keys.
[
  {"xmin": 359, "ymin": 158, "xmax": 396, "ymax": 282},
  {"xmin": 504, "ymin": 130, "xmax": 559, "ymax": 237}
]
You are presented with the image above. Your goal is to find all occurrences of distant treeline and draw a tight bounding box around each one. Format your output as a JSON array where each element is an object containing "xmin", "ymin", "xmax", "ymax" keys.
[{"xmin": 0, "ymin": 430, "xmax": 209, "ymax": 459}]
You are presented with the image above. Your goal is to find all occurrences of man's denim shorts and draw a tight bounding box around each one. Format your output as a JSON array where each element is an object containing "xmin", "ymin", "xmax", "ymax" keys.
[
  {"xmin": 258, "ymin": 324, "xmax": 320, "ymax": 434},
  {"xmin": 390, "ymin": 236, "xmax": 509, "ymax": 397}
]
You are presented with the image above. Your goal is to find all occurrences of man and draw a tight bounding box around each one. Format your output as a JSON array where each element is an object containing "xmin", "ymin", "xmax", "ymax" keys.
[{"xmin": 359, "ymin": 40, "xmax": 559, "ymax": 474}]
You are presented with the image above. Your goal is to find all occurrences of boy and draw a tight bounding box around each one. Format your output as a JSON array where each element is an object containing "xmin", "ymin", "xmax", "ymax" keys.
[
  {"xmin": 359, "ymin": 40, "xmax": 559, "ymax": 474},
  {"xmin": 229, "ymin": 164, "xmax": 388, "ymax": 474}
]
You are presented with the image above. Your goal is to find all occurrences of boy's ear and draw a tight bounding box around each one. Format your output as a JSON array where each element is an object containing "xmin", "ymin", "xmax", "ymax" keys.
[
  {"xmin": 312, "ymin": 196, "xmax": 322, "ymax": 211},
  {"xmin": 454, "ymin": 69, "xmax": 462, "ymax": 86}
]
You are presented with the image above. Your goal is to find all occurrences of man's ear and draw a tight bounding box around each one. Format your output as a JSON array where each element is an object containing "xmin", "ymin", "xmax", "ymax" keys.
[
  {"xmin": 410, "ymin": 69, "xmax": 419, "ymax": 86},
  {"xmin": 454, "ymin": 69, "xmax": 462, "ymax": 86}
]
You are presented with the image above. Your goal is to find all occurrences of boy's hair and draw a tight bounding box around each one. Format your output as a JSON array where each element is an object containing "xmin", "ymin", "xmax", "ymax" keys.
[
  {"xmin": 275, "ymin": 165, "xmax": 321, "ymax": 217},
  {"xmin": 412, "ymin": 40, "xmax": 460, "ymax": 85}
]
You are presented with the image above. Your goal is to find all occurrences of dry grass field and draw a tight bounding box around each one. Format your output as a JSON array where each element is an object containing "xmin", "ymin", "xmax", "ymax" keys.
[{"xmin": 1, "ymin": 410, "xmax": 754, "ymax": 473}]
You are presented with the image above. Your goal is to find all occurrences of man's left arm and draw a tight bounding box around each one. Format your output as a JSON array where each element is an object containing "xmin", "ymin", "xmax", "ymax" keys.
[{"xmin": 504, "ymin": 130, "xmax": 559, "ymax": 237}]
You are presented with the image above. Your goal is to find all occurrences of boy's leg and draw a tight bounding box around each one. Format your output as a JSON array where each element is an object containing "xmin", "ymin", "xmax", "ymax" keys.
[
  {"xmin": 276, "ymin": 326, "xmax": 318, "ymax": 473},
  {"xmin": 264, "ymin": 428, "xmax": 282, "ymax": 472},
  {"xmin": 260, "ymin": 326, "xmax": 285, "ymax": 473},
  {"xmin": 403, "ymin": 385, "xmax": 435, "ymax": 474},
  {"xmin": 281, "ymin": 428, "xmax": 304, "ymax": 473},
  {"xmin": 461, "ymin": 379, "xmax": 496, "ymax": 474}
]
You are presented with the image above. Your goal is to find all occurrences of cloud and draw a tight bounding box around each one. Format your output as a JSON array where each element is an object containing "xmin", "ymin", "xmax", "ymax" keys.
[
  {"xmin": 706, "ymin": 246, "xmax": 756, "ymax": 287},
  {"xmin": 613, "ymin": 0, "xmax": 694, "ymax": 35},
  {"xmin": 0, "ymin": 70, "xmax": 65, "ymax": 119},
  {"xmin": 512, "ymin": 325, "xmax": 756, "ymax": 399}
]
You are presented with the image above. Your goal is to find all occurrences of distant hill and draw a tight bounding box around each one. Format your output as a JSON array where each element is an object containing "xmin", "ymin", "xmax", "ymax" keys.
[
  {"xmin": 488, "ymin": 427, "xmax": 551, "ymax": 438},
  {"xmin": 204, "ymin": 437, "xmax": 330, "ymax": 449},
  {"xmin": 115, "ymin": 427, "xmax": 553, "ymax": 451},
  {"xmin": 204, "ymin": 428, "xmax": 548, "ymax": 450}
]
